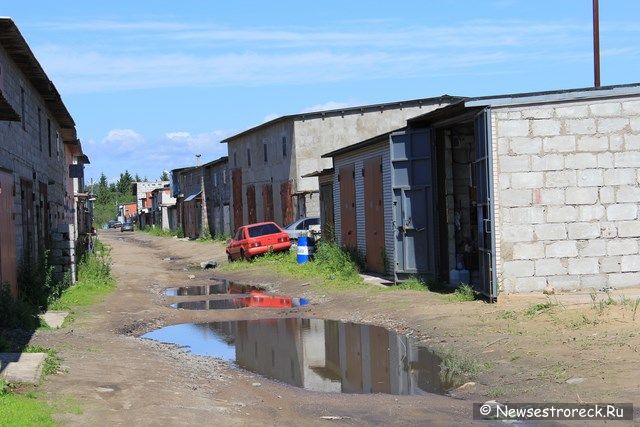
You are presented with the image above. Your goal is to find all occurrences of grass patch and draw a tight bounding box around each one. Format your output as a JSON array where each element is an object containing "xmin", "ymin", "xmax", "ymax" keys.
[
  {"xmin": 142, "ymin": 225, "xmax": 184, "ymax": 238},
  {"xmin": 497, "ymin": 310, "xmax": 518, "ymax": 320},
  {"xmin": 0, "ymin": 393, "xmax": 55, "ymax": 426},
  {"xmin": 524, "ymin": 301, "xmax": 555, "ymax": 317},
  {"xmin": 49, "ymin": 240, "xmax": 115, "ymax": 311},
  {"xmin": 394, "ymin": 276, "xmax": 430, "ymax": 291},
  {"xmin": 220, "ymin": 242, "xmax": 365, "ymax": 289},
  {"xmin": 448, "ymin": 284, "xmax": 476, "ymax": 302},
  {"xmin": 23, "ymin": 346, "xmax": 61, "ymax": 377},
  {"xmin": 438, "ymin": 347, "xmax": 492, "ymax": 387}
]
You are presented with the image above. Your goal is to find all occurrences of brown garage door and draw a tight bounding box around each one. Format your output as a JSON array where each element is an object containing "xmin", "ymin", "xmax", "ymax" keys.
[
  {"xmin": 232, "ymin": 168, "xmax": 243, "ymax": 230},
  {"xmin": 262, "ymin": 183, "xmax": 274, "ymax": 222},
  {"xmin": 0, "ymin": 170, "xmax": 17, "ymax": 296},
  {"xmin": 339, "ymin": 164, "xmax": 356, "ymax": 249},
  {"xmin": 319, "ymin": 182, "xmax": 334, "ymax": 241},
  {"xmin": 364, "ymin": 156, "xmax": 385, "ymax": 273},
  {"xmin": 280, "ymin": 181, "xmax": 293, "ymax": 226},
  {"xmin": 246, "ymin": 185, "xmax": 256, "ymax": 224}
]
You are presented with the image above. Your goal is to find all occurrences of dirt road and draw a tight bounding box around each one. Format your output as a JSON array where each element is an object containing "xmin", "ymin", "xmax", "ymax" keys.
[
  {"xmin": 33, "ymin": 230, "xmax": 474, "ymax": 426},
  {"xmin": 32, "ymin": 229, "xmax": 640, "ymax": 425}
]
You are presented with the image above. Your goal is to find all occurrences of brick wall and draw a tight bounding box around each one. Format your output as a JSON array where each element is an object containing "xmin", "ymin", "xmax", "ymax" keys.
[{"xmin": 495, "ymin": 97, "xmax": 640, "ymax": 292}]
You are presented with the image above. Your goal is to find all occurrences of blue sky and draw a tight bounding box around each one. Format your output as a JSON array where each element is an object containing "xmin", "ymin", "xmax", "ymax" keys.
[{"xmin": 5, "ymin": 0, "xmax": 640, "ymax": 183}]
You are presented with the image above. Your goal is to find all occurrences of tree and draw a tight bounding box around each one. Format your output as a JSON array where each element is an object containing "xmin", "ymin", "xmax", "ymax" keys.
[
  {"xmin": 134, "ymin": 173, "xmax": 142, "ymax": 182},
  {"xmin": 116, "ymin": 170, "xmax": 134, "ymax": 195},
  {"xmin": 96, "ymin": 173, "xmax": 110, "ymax": 204},
  {"xmin": 159, "ymin": 170, "xmax": 169, "ymax": 181}
]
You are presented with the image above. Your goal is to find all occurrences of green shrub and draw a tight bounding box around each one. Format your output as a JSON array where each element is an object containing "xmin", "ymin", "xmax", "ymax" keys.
[
  {"xmin": 449, "ymin": 284, "xmax": 476, "ymax": 302},
  {"xmin": 18, "ymin": 250, "xmax": 69, "ymax": 310},
  {"xmin": 0, "ymin": 283, "xmax": 40, "ymax": 329}
]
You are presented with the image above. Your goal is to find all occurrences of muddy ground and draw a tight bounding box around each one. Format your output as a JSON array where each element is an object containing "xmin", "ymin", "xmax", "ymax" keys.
[{"xmin": 31, "ymin": 229, "xmax": 640, "ymax": 425}]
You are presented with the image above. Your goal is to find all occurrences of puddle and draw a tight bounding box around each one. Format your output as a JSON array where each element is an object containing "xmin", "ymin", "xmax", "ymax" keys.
[
  {"xmin": 170, "ymin": 294, "xmax": 309, "ymax": 310},
  {"xmin": 143, "ymin": 318, "xmax": 453, "ymax": 395},
  {"xmin": 164, "ymin": 281, "xmax": 263, "ymax": 297}
]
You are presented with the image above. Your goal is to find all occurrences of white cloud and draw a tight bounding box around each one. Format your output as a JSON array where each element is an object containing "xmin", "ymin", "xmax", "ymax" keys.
[{"xmin": 102, "ymin": 128, "xmax": 144, "ymax": 150}]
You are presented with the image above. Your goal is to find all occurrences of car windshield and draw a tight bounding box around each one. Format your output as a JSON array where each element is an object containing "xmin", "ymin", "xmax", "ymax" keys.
[
  {"xmin": 283, "ymin": 221, "xmax": 297, "ymax": 230},
  {"xmin": 248, "ymin": 223, "xmax": 281, "ymax": 237}
]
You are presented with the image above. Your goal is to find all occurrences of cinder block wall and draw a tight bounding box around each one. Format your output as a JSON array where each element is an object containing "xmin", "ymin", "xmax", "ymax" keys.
[{"xmin": 494, "ymin": 97, "xmax": 640, "ymax": 293}]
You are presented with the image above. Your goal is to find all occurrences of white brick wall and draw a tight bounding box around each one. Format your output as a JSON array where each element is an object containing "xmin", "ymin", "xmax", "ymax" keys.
[{"xmin": 495, "ymin": 96, "xmax": 640, "ymax": 292}]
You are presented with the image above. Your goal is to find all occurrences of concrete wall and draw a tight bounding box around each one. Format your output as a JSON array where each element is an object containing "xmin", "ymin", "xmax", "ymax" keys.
[
  {"xmin": 135, "ymin": 181, "xmax": 168, "ymax": 209},
  {"xmin": 204, "ymin": 160, "xmax": 231, "ymax": 235},
  {"xmin": 0, "ymin": 44, "xmax": 71, "ymax": 280},
  {"xmin": 494, "ymin": 96, "xmax": 640, "ymax": 292}
]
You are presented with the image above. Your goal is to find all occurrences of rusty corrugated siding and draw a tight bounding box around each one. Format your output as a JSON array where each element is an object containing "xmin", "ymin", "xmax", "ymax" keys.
[
  {"xmin": 363, "ymin": 156, "xmax": 385, "ymax": 273},
  {"xmin": 339, "ymin": 164, "xmax": 357, "ymax": 249}
]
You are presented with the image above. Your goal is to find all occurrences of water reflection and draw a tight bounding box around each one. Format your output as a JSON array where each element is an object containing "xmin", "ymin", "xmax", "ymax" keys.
[
  {"xmin": 164, "ymin": 281, "xmax": 263, "ymax": 297},
  {"xmin": 143, "ymin": 318, "xmax": 452, "ymax": 395},
  {"xmin": 170, "ymin": 295, "xmax": 309, "ymax": 310}
]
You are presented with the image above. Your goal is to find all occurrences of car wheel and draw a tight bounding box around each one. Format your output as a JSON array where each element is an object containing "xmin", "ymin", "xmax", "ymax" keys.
[
  {"xmin": 240, "ymin": 249, "xmax": 250, "ymax": 261},
  {"xmin": 227, "ymin": 252, "xmax": 233, "ymax": 263}
]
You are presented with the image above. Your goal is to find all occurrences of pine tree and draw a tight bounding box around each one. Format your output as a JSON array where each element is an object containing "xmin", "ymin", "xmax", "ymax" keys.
[
  {"xmin": 116, "ymin": 170, "xmax": 134, "ymax": 195},
  {"xmin": 160, "ymin": 170, "xmax": 169, "ymax": 181}
]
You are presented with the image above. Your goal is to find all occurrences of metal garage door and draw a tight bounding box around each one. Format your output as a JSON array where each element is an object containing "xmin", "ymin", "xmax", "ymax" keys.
[
  {"xmin": 232, "ymin": 169, "xmax": 243, "ymax": 230},
  {"xmin": 390, "ymin": 129, "xmax": 436, "ymax": 279},
  {"xmin": 364, "ymin": 156, "xmax": 385, "ymax": 273},
  {"xmin": 339, "ymin": 164, "xmax": 357, "ymax": 249}
]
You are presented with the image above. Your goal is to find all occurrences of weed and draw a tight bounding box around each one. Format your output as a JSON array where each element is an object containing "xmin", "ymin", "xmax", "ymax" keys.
[
  {"xmin": 438, "ymin": 348, "xmax": 489, "ymax": 386},
  {"xmin": 0, "ymin": 284, "xmax": 40, "ymax": 329},
  {"xmin": 633, "ymin": 298, "xmax": 640, "ymax": 321},
  {"xmin": 486, "ymin": 386, "xmax": 507, "ymax": 398},
  {"xmin": 449, "ymin": 284, "xmax": 476, "ymax": 302},
  {"xmin": 394, "ymin": 276, "xmax": 430, "ymax": 291},
  {"xmin": 0, "ymin": 379, "xmax": 8, "ymax": 396},
  {"xmin": 143, "ymin": 225, "xmax": 184, "ymax": 238},
  {"xmin": 524, "ymin": 301, "xmax": 554, "ymax": 317},
  {"xmin": 497, "ymin": 310, "xmax": 517, "ymax": 320},
  {"xmin": 539, "ymin": 362, "xmax": 568, "ymax": 383},
  {"xmin": 509, "ymin": 353, "xmax": 521, "ymax": 362},
  {"xmin": 569, "ymin": 314, "xmax": 599, "ymax": 329}
]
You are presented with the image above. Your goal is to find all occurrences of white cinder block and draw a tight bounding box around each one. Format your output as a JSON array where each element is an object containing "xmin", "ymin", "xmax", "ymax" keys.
[
  {"xmin": 539, "ymin": 189, "xmax": 565, "ymax": 205},
  {"xmin": 501, "ymin": 189, "xmax": 532, "ymax": 207},
  {"xmin": 532, "ymin": 119, "xmax": 561, "ymax": 136},
  {"xmin": 609, "ymin": 272, "xmax": 640, "ymax": 288},
  {"xmin": 625, "ymin": 134, "xmax": 640, "ymax": 150},
  {"xmin": 567, "ymin": 222, "xmax": 601, "ymax": 239},
  {"xmin": 606, "ymin": 204, "xmax": 638, "ymax": 221},
  {"xmin": 514, "ymin": 277, "xmax": 548, "ymax": 293},
  {"xmin": 555, "ymin": 104, "xmax": 589, "ymax": 118},
  {"xmin": 607, "ymin": 239, "xmax": 639, "ymax": 256},
  {"xmin": 609, "ymin": 135, "xmax": 624, "ymax": 151},
  {"xmin": 513, "ymin": 242, "xmax": 545, "ymax": 259},
  {"xmin": 497, "ymin": 120, "xmax": 530, "ymax": 137},
  {"xmin": 509, "ymin": 207, "xmax": 545, "ymax": 224},
  {"xmin": 600, "ymin": 256, "xmax": 621, "ymax": 273},
  {"xmin": 546, "ymin": 206, "xmax": 577, "ymax": 223},
  {"xmin": 510, "ymin": 137, "xmax": 542, "ymax": 155},
  {"xmin": 621, "ymin": 255, "xmax": 640, "ymax": 272},
  {"xmin": 499, "ymin": 155, "xmax": 530, "ymax": 172},
  {"xmin": 503, "ymin": 260, "xmax": 535, "ymax": 277},
  {"xmin": 616, "ymin": 186, "xmax": 640, "ymax": 203},
  {"xmin": 565, "ymin": 187, "xmax": 598, "ymax": 205},
  {"xmin": 545, "ymin": 170, "xmax": 577, "ymax": 188},
  {"xmin": 502, "ymin": 225, "xmax": 534, "ymax": 242},
  {"xmin": 568, "ymin": 258, "xmax": 599, "ymax": 275},
  {"xmin": 581, "ymin": 275, "xmax": 608, "ymax": 289},
  {"xmin": 599, "ymin": 187, "xmax": 615, "ymax": 204},
  {"xmin": 546, "ymin": 275, "xmax": 581, "ymax": 291},
  {"xmin": 534, "ymin": 224, "xmax": 567, "ymax": 240},
  {"xmin": 617, "ymin": 221, "xmax": 640, "ymax": 237},
  {"xmin": 589, "ymin": 102, "xmax": 622, "ymax": 116},
  {"xmin": 597, "ymin": 152, "xmax": 614, "ymax": 168},
  {"xmin": 535, "ymin": 259, "xmax": 567, "ymax": 276},
  {"xmin": 578, "ymin": 239, "xmax": 607, "ymax": 257},
  {"xmin": 604, "ymin": 168, "xmax": 637, "ymax": 185},
  {"xmin": 576, "ymin": 169, "xmax": 603, "ymax": 187},
  {"xmin": 565, "ymin": 153, "xmax": 598, "ymax": 169},
  {"xmin": 543, "ymin": 135, "xmax": 576, "ymax": 153},
  {"xmin": 576, "ymin": 134, "xmax": 607, "ymax": 151},
  {"xmin": 597, "ymin": 117, "xmax": 628, "ymax": 133},
  {"xmin": 510, "ymin": 172, "xmax": 543, "ymax": 189},
  {"xmin": 614, "ymin": 152, "xmax": 640, "ymax": 168},
  {"xmin": 531, "ymin": 154, "xmax": 564, "ymax": 171},
  {"xmin": 577, "ymin": 205, "xmax": 605, "ymax": 222},
  {"xmin": 567, "ymin": 119, "xmax": 597, "ymax": 136},
  {"xmin": 600, "ymin": 222, "xmax": 618, "ymax": 238},
  {"xmin": 622, "ymin": 100, "xmax": 640, "ymax": 114},
  {"xmin": 546, "ymin": 241, "xmax": 578, "ymax": 258},
  {"xmin": 522, "ymin": 108, "xmax": 554, "ymax": 119}
]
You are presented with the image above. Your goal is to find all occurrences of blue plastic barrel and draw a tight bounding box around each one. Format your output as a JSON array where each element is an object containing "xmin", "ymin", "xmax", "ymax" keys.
[{"xmin": 297, "ymin": 236, "xmax": 309, "ymax": 264}]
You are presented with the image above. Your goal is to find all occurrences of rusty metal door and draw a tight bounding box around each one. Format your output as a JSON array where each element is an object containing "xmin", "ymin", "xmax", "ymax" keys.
[
  {"xmin": 262, "ymin": 183, "xmax": 274, "ymax": 222},
  {"xmin": 319, "ymin": 182, "xmax": 334, "ymax": 241},
  {"xmin": 246, "ymin": 185, "xmax": 256, "ymax": 224},
  {"xmin": 280, "ymin": 181, "xmax": 294, "ymax": 226},
  {"xmin": 20, "ymin": 178, "xmax": 35, "ymax": 261},
  {"xmin": 0, "ymin": 170, "xmax": 17, "ymax": 296},
  {"xmin": 339, "ymin": 164, "xmax": 357, "ymax": 249},
  {"xmin": 364, "ymin": 156, "xmax": 385, "ymax": 273},
  {"xmin": 231, "ymin": 169, "xmax": 243, "ymax": 230}
]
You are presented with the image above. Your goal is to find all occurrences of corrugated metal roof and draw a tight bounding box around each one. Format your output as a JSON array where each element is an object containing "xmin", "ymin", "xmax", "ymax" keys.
[{"xmin": 184, "ymin": 191, "xmax": 202, "ymax": 202}]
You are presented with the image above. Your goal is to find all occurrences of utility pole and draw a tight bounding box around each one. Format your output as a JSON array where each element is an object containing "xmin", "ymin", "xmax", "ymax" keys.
[
  {"xmin": 196, "ymin": 154, "xmax": 209, "ymax": 239},
  {"xmin": 593, "ymin": 0, "xmax": 601, "ymax": 88}
]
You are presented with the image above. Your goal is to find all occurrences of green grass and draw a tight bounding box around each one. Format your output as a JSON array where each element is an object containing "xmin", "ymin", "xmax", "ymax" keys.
[
  {"xmin": 393, "ymin": 276, "xmax": 431, "ymax": 291},
  {"xmin": 220, "ymin": 242, "xmax": 365, "ymax": 289},
  {"xmin": 448, "ymin": 284, "xmax": 477, "ymax": 302},
  {"xmin": 437, "ymin": 347, "xmax": 492, "ymax": 387},
  {"xmin": 142, "ymin": 225, "xmax": 184, "ymax": 238},
  {"xmin": 0, "ymin": 393, "xmax": 55, "ymax": 426},
  {"xmin": 524, "ymin": 301, "xmax": 555, "ymax": 317},
  {"xmin": 49, "ymin": 240, "xmax": 116, "ymax": 311},
  {"xmin": 23, "ymin": 346, "xmax": 61, "ymax": 377}
]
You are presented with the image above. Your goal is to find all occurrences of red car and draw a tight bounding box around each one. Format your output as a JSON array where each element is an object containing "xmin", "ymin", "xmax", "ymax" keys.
[{"xmin": 226, "ymin": 222, "xmax": 291, "ymax": 261}]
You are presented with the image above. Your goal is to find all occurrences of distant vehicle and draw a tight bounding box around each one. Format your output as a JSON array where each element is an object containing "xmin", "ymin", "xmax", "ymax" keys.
[
  {"xmin": 113, "ymin": 221, "xmax": 123, "ymax": 228},
  {"xmin": 121, "ymin": 220, "xmax": 134, "ymax": 232},
  {"xmin": 226, "ymin": 222, "xmax": 291, "ymax": 261},
  {"xmin": 107, "ymin": 220, "xmax": 117, "ymax": 229},
  {"xmin": 283, "ymin": 217, "xmax": 320, "ymax": 240}
]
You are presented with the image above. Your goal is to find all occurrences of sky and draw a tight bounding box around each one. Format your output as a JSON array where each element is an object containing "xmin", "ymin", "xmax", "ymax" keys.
[{"xmin": 4, "ymin": 0, "xmax": 640, "ymax": 183}]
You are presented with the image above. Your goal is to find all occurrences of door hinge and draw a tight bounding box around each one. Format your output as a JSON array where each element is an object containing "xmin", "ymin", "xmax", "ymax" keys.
[{"xmin": 361, "ymin": 169, "xmax": 365, "ymax": 177}]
